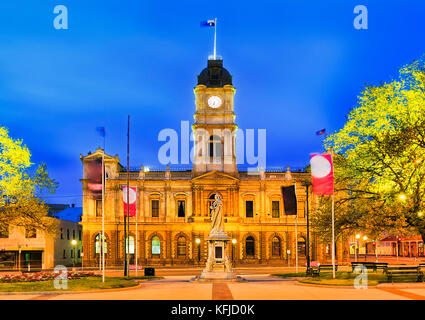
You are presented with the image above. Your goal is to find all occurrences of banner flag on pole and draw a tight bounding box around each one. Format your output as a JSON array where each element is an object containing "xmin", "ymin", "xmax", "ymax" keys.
[
  {"xmin": 310, "ymin": 153, "xmax": 334, "ymax": 195},
  {"xmin": 96, "ymin": 126, "xmax": 106, "ymax": 137},
  {"xmin": 122, "ymin": 186, "xmax": 137, "ymax": 217},
  {"xmin": 87, "ymin": 159, "xmax": 103, "ymax": 199},
  {"xmin": 315, "ymin": 128, "xmax": 326, "ymax": 135},
  {"xmin": 281, "ymin": 185, "xmax": 297, "ymax": 215}
]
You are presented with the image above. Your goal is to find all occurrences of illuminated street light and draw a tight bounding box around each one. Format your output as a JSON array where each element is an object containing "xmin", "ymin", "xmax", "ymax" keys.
[
  {"xmin": 355, "ymin": 234, "xmax": 361, "ymax": 239},
  {"xmin": 195, "ymin": 238, "xmax": 201, "ymax": 265},
  {"xmin": 363, "ymin": 235, "xmax": 368, "ymax": 241},
  {"xmin": 399, "ymin": 194, "xmax": 407, "ymax": 201},
  {"xmin": 418, "ymin": 211, "xmax": 424, "ymax": 218},
  {"xmin": 232, "ymin": 239, "xmax": 237, "ymax": 244},
  {"xmin": 71, "ymin": 239, "xmax": 77, "ymax": 269}
]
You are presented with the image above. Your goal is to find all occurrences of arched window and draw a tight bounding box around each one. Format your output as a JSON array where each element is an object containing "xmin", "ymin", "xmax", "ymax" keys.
[
  {"xmin": 95, "ymin": 233, "xmax": 107, "ymax": 254},
  {"xmin": 272, "ymin": 237, "xmax": 281, "ymax": 257},
  {"xmin": 245, "ymin": 236, "xmax": 255, "ymax": 257},
  {"xmin": 297, "ymin": 237, "xmax": 306, "ymax": 257},
  {"xmin": 152, "ymin": 236, "xmax": 160, "ymax": 255},
  {"xmin": 177, "ymin": 236, "xmax": 186, "ymax": 257},
  {"xmin": 209, "ymin": 135, "xmax": 221, "ymax": 158},
  {"xmin": 126, "ymin": 236, "xmax": 135, "ymax": 254}
]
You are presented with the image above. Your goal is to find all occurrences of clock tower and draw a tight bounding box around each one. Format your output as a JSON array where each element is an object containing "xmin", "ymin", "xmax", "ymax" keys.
[{"xmin": 192, "ymin": 58, "xmax": 238, "ymax": 176}]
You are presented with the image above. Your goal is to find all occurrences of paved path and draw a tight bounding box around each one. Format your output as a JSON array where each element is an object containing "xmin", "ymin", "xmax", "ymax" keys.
[{"xmin": 2, "ymin": 274, "xmax": 425, "ymax": 300}]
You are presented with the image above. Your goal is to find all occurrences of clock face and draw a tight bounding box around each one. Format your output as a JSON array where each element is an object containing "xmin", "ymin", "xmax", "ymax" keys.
[{"xmin": 207, "ymin": 96, "xmax": 222, "ymax": 109}]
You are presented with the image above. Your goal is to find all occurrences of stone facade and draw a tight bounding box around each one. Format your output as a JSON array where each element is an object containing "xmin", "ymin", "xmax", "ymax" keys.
[{"xmin": 80, "ymin": 58, "xmax": 347, "ymax": 267}]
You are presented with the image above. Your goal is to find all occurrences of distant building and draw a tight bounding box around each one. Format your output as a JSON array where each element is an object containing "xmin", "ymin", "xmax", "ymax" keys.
[{"xmin": 0, "ymin": 204, "xmax": 83, "ymax": 270}]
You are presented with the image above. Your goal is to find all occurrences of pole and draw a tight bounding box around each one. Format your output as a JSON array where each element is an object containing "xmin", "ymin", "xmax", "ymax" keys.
[
  {"xmin": 355, "ymin": 240, "xmax": 358, "ymax": 262},
  {"xmin": 331, "ymin": 193, "xmax": 336, "ymax": 279},
  {"xmin": 306, "ymin": 184, "xmax": 311, "ymax": 275},
  {"xmin": 213, "ymin": 18, "xmax": 217, "ymax": 60},
  {"xmin": 101, "ymin": 147, "xmax": 105, "ymax": 282},
  {"xmin": 126, "ymin": 115, "xmax": 130, "ymax": 279},
  {"xmin": 295, "ymin": 215, "xmax": 298, "ymax": 274}
]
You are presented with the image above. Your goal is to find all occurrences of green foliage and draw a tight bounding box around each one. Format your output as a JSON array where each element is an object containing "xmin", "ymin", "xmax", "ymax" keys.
[
  {"xmin": 0, "ymin": 127, "xmax": 58, "ymax": 235},
  {"xmin": 315, "ymin": 57, "xmax": 425, "ymax": 241}
]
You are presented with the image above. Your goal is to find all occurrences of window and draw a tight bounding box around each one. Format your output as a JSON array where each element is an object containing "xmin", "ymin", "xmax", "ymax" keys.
[
  {"xmin": 245, "ymin": 236, "xmax": 255, "ymax": 256},
  {"xmin": 95, "ymin": 234, "xmax": 107, "ymax": 254},
  {"xmin": 71, "ymin": 249, "xmax": 74, "ymax": 258},
  {"xmin": 272, "ymin": 201, "xmax": 280, "ymax": 218},
  {"xmin": 209, "ymin": 135, "xmax": 222, "ymax": 158},
  {"xmin": 246, "ymin": 201, "xmax": 254, "ymax": 218},
  {"xmin": 73, "ymin": 230, "xmax": 75, "ymax": 240},
  {"xmin": 126, "ymin": 236, "xmax": 135, "ymax": 254},
  {"xmin": 151, "ymin": 200, "xmax": 159, "ymax": 217},
  {"xmin": 25, "ymin": 228, "xmax": 36, "ymax": 238},
  {"xmin": 298, "ymin": 238, "xmax": 306, "ymax": 257},
  {"xmin": 63, "ymin": 250, "xmax": 66, "ymax": 259},
  {"xmin": 67, "ymin": 229, "xmax": 70, "ymax": 240},
  {"xmin": 60, "ymin": 228, "xmax": 63, "ymax": 239},
  {"xmin": 0, "ymin": 226, "xmax": 9, "ymax": 239},
  {"xmin": 177, "ymin": 200, "xmax": 185, "ymax": 217},
  {"xmin": 79, "ymin": 230, "xmax": 82, "ymax": 241},
  {"xmin": 152, "ymin": 236, "xmax": 160, "ymax": 255},
  {"xmin": 177, "ymin": 236, "xmax": 186, "ymax": 257},
  {"xmin": 78, "ymin": 250, "xmax": 81, "ymax": 258},
  {"xmin": 96, "ymin": 199, "xmax": 102, "ymax": 217},
  {"xmin": 272, "ymin": 237, "xmax": 281, "ymax": 257}
]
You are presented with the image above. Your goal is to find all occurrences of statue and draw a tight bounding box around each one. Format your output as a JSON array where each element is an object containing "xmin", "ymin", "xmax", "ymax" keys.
[{"xmin": 209, "ymin": 194, "xmax": 224, "ymax": 234}]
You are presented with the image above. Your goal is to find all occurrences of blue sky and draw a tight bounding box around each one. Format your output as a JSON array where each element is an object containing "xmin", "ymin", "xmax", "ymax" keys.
[{"xmin": 0, "ymin": 0, "xmax": 424, "ymax": 206}]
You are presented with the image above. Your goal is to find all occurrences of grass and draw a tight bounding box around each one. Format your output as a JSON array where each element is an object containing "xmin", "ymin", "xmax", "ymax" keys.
[
  {"xmin": 272, "ymin": 271, "xmax": 424, "ymax": 286},
  {"xmin": 0, "ymin": 276, "xmax": 144, "ymax": 292}
]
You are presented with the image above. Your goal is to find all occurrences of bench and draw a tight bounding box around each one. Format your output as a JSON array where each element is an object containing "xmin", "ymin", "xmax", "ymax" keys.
[
  {"xmin": 309, "ymin": 265, "xmax": 338, "ymax": 277},
  {"xmin": 385, "ymin": 266, "xmax": 424, "ymax": 283},
  {"xmin": 351, "ymin": 262, "xmax": 388, "ymax": 272}
]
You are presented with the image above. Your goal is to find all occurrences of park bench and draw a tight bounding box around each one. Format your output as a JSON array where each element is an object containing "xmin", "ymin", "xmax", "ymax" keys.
[
  {"xmin": 310, "ymin": 265, "xmax": 338, "ymax": 277},
  {"xmin": 385, "ymin": 266, "xmax": 424, "ymax": 283},
  {"xmin": 351, "ymin": 262, "xmax": 388, "ymax": 272}
]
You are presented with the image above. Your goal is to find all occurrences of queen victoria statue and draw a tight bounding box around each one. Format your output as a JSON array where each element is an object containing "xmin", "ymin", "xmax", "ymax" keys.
[{"xmin": 210, "ymin": 194, "xmax": 224, "ymax": 235}]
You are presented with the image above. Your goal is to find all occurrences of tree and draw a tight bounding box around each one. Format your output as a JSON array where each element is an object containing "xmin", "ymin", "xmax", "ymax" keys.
[
  {"xmin": 0, "ymin": 127, "xmax": 58, "ymax": 235},
  {"xmin": 315, "ymin": 57, "xmax": 425, "ymax": 241}
]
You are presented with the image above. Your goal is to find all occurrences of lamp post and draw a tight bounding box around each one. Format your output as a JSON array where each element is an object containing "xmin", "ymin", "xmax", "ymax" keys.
[
  {"xmin": 232, "ymin": 238, "xmax": 237, "ymax": 266},
  {"xmin": 195, "ymin": 238, "xmax": 201, "ymax": 266},
  {"xmin": 302, "ymin": 181, "xmax": 311, "ymax": 275},
  {"xmin": 363, "ymin": 235, "xmax": 368, "ymax": 261},
  {"xmin": 355, "ymin": 234, "xmax": 360, "ymax": 262},
  {"xmin": 71, "ymin": 239, "xmax": 77, "ymax": 270}
]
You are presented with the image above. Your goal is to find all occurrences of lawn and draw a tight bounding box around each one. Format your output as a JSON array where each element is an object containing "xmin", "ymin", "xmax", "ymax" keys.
[
  {"xmin": 272, "ymin": 271, "xmax": 422, "ymax": 286},
  {"xmin": 0, "ymin": 276, "xmax": 156, "ymax": 292}
]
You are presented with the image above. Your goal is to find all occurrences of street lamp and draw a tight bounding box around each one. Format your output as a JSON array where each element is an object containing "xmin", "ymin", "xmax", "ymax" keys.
[
  {"xmin": 399, "ymin": 193, "xmax": 407, "ymax": 201},
  {"xmin": 195, "ymin": 238, "xmax": 201, "ymax": 266},
  {"xmin": 302, "ymin": 180, "xmax": 312, "ymax": 275},
  {"xmin": 355, "ymin": 234, "xmax": 360, "ymax": 262},
  {"xmin": 232, "ymin": 239, "xmax": 237, "ymax": 266},
  {"xmin": 363, "ymin": 235, "xmax": 368, "ymax": 260},
  {"xmin": 71, "ymin": 239, "xmax": 77, "ymax": 269}
]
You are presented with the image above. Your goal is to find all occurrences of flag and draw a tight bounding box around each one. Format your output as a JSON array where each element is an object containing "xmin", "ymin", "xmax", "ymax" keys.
[
  {"xmin": 123, "ymin": 186, "xmax": 137, "ymax": 217},
  {"xmin": 200, "ymin": 19, "xmax": 215, "ymax": 27},
  {"xmin": 281, "ymin": 185, "xmax": 297, "ymax": 215},
  {"xmin": 96, "ymin": 127, "xmax": 105, "ymax": 137},
  {"xmin": 86, "ymin": 159, "xmax": 103, "ymax": 199},
  {"xmin": 310, "ymin": 153, "xmax": 334, "ymax": 195},
  {"xmin": 316, "ymin": 128, "xmax": 326, "ymax": 135}
]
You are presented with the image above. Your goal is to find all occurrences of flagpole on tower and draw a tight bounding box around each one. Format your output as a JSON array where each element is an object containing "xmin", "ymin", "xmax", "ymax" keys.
[{"xmin": 213, "ymin": 18, "xmax": 217, "ymax": 60}]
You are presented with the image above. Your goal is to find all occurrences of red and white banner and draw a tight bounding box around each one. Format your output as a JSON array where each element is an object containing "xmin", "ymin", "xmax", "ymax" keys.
[
  {"xmin": 122, "ymin": 186, "xmax": 137, "ymax": 217},
  {"xmin": 310, "ymin": 153, "xmax": 334, "ymax": 195}
]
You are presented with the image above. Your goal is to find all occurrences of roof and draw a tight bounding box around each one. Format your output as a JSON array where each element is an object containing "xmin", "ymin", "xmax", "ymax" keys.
[
  {"xmin": 49, "ymin": 205, "xmax": 82, "ymax": 222},
  {"xmin": 197, "ymin": 59, "xmax": 232, "ymax": 87}
]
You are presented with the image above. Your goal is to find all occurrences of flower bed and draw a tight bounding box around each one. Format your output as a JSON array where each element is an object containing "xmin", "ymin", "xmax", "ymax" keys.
[{"xmin": 0, "ymin": 271, "xmax": 100, "ymax": 283}]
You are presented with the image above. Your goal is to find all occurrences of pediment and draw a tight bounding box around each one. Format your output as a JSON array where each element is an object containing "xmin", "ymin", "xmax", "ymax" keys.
[{"xmin": 191, "ymin": 170, "xmax": 239, "ymax": 182}]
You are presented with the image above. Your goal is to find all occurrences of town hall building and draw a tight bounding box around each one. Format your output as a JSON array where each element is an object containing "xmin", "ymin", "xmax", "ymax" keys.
[{"xmin": 80, "ymin": 58, "xmax": 348, "ymax": 267}]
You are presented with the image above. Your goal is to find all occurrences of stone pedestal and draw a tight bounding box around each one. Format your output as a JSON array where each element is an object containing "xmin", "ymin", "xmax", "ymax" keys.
[{"xmin": 197, "ymin": 232, "xmax": 239, "ymax": 281}]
